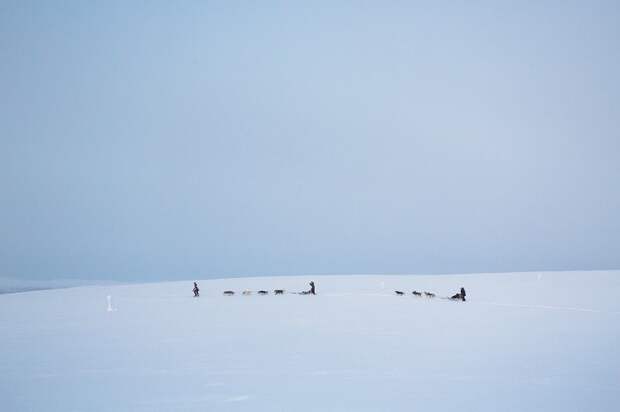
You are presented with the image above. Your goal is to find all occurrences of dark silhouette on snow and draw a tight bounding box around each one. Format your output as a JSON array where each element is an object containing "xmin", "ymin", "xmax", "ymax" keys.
[
  {"xmin": 299, "ymin": 281, "xmax": 316, "ymax": 295},
  {"xmin": 193, "ymin": 282, "xmax": 199, "ymax": 297},
  {"xmin": 451, "ymin": 287, "xmax": 466, "ymax": 301}
]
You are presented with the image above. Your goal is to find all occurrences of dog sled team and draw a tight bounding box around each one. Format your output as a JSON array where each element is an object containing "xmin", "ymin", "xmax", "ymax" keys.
[
  {"xmin": 395, "ymin": 287, "xmax": 466, "ymax": 301},
  {"xmin": 192, "ymin": 281, "xmax": 315, "ymax": 296},
  {"xmin": 193, "ymin": 281, "xmax": 466, "ymax": 301},
  {"xmin": 220, "ymin": 281, "xmax": 315, "ymax": 296}
]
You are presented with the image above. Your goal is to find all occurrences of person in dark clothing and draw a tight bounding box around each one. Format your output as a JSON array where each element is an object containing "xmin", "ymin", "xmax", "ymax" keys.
[
  {"xmin": 309, "ymin": 281, "xmax": 316, "ymax": 295},
  {"xmin": 193, "ymin": 282, "xmax": 200, "ymax": 297},
  {"xmin": 450, "ymin": 287, "xmax": 467, "ymax": 301}
]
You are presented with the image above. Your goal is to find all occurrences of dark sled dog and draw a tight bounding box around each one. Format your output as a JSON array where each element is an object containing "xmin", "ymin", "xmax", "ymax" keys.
[
  {"xmin": 258, "ymin": 290, "xmax": 269, "ymax": 295},
  {"xmin": 395, "ymin": 290, "xmax": 405, "ymax": 296},
  {"xmin": 424, "ymin": 292, "xmax": 436, "ymax": 298},
  {"xmin": 274, "ymin": 289, "xmax": 285, "ymax": 295},
  {"xmin": 223, "ymin": 290, "xmax": 235, "ymax": 296},
  {"xmin": 412, "ymin": 291, "xmax": 422, "ymax": 296}
]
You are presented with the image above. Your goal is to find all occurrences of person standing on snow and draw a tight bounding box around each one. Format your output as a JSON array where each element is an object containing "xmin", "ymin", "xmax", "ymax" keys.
[
  {"xmin": 460, "ymin": 287, "xmax": 466, "ymax": 301},
  {"xmin": 309, "ymin": 281, "xmax": 316, "ymax": 295},
  {"xmin": 193, "ymin": 282, "xmax": 200, "ymax": 297}
]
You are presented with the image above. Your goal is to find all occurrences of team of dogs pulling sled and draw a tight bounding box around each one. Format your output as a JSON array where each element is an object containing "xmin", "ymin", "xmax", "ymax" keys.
[
  {"xmin": 395, "ymin": 287, "xmax": 466, "ymax": 301},
  {"xmin": 193, "ymin": 281, "xmax": 466, "ymax": 301}
]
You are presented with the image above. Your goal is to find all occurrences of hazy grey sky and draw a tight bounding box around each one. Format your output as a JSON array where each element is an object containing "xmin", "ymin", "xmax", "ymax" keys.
[{"xmin": 1, "ymin": 1, "xmax": 619, "ymax": 281}]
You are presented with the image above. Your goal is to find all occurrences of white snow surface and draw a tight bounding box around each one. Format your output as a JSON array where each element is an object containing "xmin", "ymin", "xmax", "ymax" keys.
[{"xmin": 1, "ymin": 271, "xmax": 619, "ymax": 411}]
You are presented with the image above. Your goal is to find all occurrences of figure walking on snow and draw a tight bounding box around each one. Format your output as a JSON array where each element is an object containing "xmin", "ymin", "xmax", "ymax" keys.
[
  {"xmin": 193, "ymin": 282, "xmax": 200, "ymax": 297},
  {"xmin": 460, "ymin": 287, "xmax": 466, "ymax": 301},
  {"xmin": 309, "ymin": 281, "xmax": 316, "ymax": 295}
]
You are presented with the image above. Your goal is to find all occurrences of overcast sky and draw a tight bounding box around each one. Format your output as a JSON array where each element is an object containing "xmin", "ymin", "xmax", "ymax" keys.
[{"xmin": 1, "ymin": 1, "xmax": 619, "ymax": 281}]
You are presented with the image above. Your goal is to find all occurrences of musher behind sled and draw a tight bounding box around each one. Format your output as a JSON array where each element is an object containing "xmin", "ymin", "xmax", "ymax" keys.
[
  {"xmin": 450, "ymin": 287, "xmax": 466, "ymax": 301},
  {"xmin": 299, "ymin": 281, "xmax": 316, "ymax": 295}
]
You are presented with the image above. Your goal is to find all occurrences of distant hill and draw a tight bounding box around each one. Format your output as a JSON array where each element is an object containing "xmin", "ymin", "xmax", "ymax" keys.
[{"xmin": 0, "ymin": 277, "xmax": 121, "ymax": 294}]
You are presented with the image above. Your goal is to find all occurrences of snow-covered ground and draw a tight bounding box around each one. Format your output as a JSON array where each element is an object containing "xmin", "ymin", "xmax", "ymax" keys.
[{"xmin": 1, "ymin": 271, "xmax": 619, "ymax": 411}]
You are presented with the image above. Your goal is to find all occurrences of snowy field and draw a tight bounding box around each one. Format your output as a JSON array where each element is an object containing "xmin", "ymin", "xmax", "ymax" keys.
[{"xmin": 1, "ymin": 271, "xmax": 619, "ymax": 411}]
